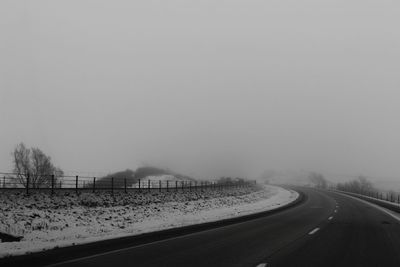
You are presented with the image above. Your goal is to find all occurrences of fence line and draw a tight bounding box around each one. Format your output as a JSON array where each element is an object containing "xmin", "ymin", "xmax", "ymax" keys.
[
  {"xmin": 332, "ymin": 186, "xmax": 400, "ymax": 205},
  {"xmin": 0, "ymin": 172, "xmax": 256, "ymax": 195}
]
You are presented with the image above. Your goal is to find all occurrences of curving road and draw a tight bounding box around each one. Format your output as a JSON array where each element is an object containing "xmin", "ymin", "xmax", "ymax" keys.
[{"xmin": 5, "ymin": 187, "xmax": 400, "ymax": 267}]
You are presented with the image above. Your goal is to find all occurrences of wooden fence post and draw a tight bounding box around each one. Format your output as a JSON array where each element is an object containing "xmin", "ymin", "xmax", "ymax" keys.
[
  {"xmin": 75, "ymin": 176, "xmax": 79, "ymax": 194},
  {"xmin": 124, "ymin": 178, "xmax": 127, "ymax": 193},
  {"xmin": 51, "ymin": 175, "xmax": 55, "ymax": 195},
  {"xmin": 148, "ymin": 180, "xmax": 151, "ymax": 192},
  {"xmin": 26, "ymin": 173, "xmax": 30, "ymax": 195},
  {"xmin": 93, "ymin": 177, "xmax": 96, "ymax": 193}
]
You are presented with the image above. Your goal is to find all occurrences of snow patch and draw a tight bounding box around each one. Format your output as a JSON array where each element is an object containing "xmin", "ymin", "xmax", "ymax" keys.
[{"xmin": 0, "ymin": 185, "xmax": 297, "ymax": 258}]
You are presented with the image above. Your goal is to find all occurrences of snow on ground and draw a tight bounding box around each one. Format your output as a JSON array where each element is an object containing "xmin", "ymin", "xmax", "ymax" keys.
[{"xmin": 0, "ymin": 185, "xmax": 298, "ymax": 258}]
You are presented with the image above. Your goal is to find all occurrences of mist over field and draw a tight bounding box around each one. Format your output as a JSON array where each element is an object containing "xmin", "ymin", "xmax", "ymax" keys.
[{"xmin": 1, "ymin": 0, "xmax": 400, "ymax": 187}]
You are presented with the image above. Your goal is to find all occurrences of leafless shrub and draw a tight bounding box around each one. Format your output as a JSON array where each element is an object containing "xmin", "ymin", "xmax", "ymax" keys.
[{"xmin": 12, "ymin": 142, "xmax": 64, "ymax": 188}]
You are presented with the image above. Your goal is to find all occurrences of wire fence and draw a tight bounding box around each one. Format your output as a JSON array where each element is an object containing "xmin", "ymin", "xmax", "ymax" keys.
[
  {"xmin": 334, "ymin": 186, "xmax": 400, "ymax": 205},
  {"xmin": 0, "ymin": 172, "xmax": 256, "ymax": 195}
]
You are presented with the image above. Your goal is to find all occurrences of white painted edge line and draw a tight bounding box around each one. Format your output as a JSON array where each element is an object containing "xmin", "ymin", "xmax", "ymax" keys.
[
  {"xmin": 256, "ymin": 263, "xmax": 267, "ymax": 267},
  {"xmin": 45, "ymin": 222, "xmax": 235, "ymax": 266},
  {"xmin": 328, "ymin": 216, "xmax": 333, "ymax": 220},
  {"xmin": 308, "ymin": 227, "xmax": 320, "ymax": 235},
  {"xmin": 333, "ymin": 191, "xmax": 400, "ymax": 223}
]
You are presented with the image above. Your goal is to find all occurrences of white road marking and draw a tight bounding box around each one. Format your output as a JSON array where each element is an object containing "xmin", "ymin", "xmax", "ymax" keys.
[
  {"xmin": 308, "ymin": 227, "xmax": 320, "ymax": 235},
  {"xmin": 334, "ymin": 210, "xmax": 337, "ymax": 213},
  {"xmin": 328, "ymin": 216, "xmax": 333, "ymax": 220},
  {"xmin": 256, "ymin": 263, "xmax": 267, "ymax": 267},
  {"xmin": 333, "ymin": 191, "xmax": 400, "ymax": 223},
  {"xmin": 46, "ymin": 223, "xmax": 238, "ymax": 266}
]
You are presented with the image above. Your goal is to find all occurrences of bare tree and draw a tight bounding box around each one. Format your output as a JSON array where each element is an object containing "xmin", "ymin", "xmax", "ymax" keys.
[
  {"xmin": 309, "ymin": 172, "xmax": 327, "ymax": 189},
  {"xmin": 12, "ymin": 143, "xmax": 64, "ymax": 188},
  {"xmin": 13, "ymin": 143, "xmax": 31, "ymax": 187},
  {"xmin": 337, "ymin": 175, "xmax": 376, "ymax": 195},
  {"xmin": 357, "ymin": 175, "xmax": 373, "ymax": 193}
]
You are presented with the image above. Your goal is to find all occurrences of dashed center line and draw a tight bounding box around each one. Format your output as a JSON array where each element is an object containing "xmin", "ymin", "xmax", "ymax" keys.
[
  {"xmin": 256, "ymin": 263, "xmax": 267, "ymax": 267},
  {"xmin": 328, "ymin": 216, "xmax": 333, "ymax": 220},
  {"xmin": 334, "ymin": 210, "xmax": 337, "ymax": 213},
  {"xmin": 308, "ymin": 227, "xmax": 320, "ymax": 235}
]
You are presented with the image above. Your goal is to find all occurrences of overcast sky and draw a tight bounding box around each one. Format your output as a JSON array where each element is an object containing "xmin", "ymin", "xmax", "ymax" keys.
[{"xmin": 1, "ymin": 0, "xmax": 400, "ymax": 180}]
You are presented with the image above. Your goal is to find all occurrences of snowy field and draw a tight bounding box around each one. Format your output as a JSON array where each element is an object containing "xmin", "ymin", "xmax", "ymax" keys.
[{"xmin": 0, "ymin": 184, "xmax": 298, "ymax": 258}]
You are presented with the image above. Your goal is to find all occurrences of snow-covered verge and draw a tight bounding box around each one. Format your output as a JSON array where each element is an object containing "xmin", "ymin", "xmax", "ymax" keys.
[{"xmin": 0, "ymin": 185, "xmax": 298, "ymax": 258}]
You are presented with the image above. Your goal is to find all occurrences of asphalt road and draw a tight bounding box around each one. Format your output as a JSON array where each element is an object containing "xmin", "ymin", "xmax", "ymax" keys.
[{"xmin": 41, "ymin": 186, "xmax": 400, "ymax": 267}]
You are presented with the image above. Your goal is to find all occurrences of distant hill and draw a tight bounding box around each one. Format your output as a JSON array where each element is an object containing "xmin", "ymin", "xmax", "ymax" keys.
[
  {"xmin": 90, "ymin": 166, "xmax": 195, "ymax": 188},
  {"xmin": 134, "ymin": 167, "xmax": 168, "ymax": 180},
  {"xmin": 89, "ymin": 169, "xmax": 136, "ymax": 188},
  {"xmin": 134, "ymin": 166, "xmax": 195, "ymax": 181}
]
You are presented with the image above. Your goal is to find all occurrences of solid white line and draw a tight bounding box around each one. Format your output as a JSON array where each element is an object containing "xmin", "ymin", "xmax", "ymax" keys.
[
  {"xmin": 45, "ymin": 225, "xmax": 227, "ymax": 266},
  {"xmin": 308, "ymin": 227, "xmax": 320, "ymax": 235},
  {"xmin": 333, "ymin": 191, "xmax": 400, "ymax": 223},
  {"xmin": 256, "ymin": 263, "xmax": 267, "ymax": 267},
  {"xmin": 46, "ymin": 205, "xmax": 281, "ymax": 267},
  {"xmin": 45, "ymin": 188, "xmax": 301, "ymax": 267},
  {"xmin": 328, "ymin": 216, "xmax": 333, "ymax": 220}
]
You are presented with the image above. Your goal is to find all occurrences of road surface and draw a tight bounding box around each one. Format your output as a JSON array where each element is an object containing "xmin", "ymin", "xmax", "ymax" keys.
[{"xmin": 40, "ymin": 187, "xmax": 400, "ymax": 267}]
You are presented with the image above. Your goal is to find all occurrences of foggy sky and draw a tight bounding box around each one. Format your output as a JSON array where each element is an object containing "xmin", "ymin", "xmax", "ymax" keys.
[{"xmin": 1, "ymin": 0, "xmax": 400, "ymax": 180}]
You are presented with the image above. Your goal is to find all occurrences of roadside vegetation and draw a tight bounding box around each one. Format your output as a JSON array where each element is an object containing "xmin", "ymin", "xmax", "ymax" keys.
[
  {"xmin": 336, "ymin": 176, "xmax": 375, "ymax": 194},
  {"xmin": 308, "ymin": 172, "xmax": 328, "ymax": 189},
  {"xmin": 11, "ymin": 143, "xmax": 64, "ymax": 188},
  {"xmin": 336, "ymin": 176, "xmax": 400, "ymax": 204}
]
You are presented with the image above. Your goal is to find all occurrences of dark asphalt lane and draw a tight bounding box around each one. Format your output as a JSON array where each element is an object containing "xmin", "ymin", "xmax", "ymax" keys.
[
  {"xmin": 13, "ymin": 187, "xmax": 399, "ymax": 267},
  {"xmin": 49, "ymin": 187, "xmax": 338, "ymax": 267},
  {"xmin": 267, "ymin": 190, "xmax": 400, "ymax": 267}
]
